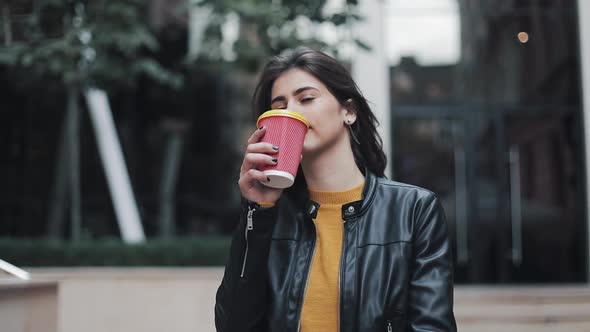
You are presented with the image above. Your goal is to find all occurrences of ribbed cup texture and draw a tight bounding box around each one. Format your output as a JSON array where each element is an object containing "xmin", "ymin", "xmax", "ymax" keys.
[{"xmin": 258, "ymin": 115, "xmax": 308, "ymax": 177}]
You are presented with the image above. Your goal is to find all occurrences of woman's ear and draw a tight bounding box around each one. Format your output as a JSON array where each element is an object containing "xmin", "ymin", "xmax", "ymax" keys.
[{"xmin": 343, "ymin": 99, "xmax": 358, "ymax": 124}]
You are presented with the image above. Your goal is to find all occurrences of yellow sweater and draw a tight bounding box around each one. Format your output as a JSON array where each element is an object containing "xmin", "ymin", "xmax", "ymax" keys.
[{"xmin": 300, "ymin": 181, "xmax": 364, "ymax": 331}]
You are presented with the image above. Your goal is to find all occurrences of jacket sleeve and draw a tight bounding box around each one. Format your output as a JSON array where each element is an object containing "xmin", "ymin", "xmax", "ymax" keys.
[
  {"xmin": 407, "ymin": 193, "xmax": 457, "ymax": 332},
  {"xmin": 215, "ymin": 199, "xmax": 278, "ymax": 332}
]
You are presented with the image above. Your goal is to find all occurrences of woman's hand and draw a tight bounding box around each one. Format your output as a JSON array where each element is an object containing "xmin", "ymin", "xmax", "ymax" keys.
[{"xmin": 238, "ymin": 126, "xmax": 283, "ymax": 204}]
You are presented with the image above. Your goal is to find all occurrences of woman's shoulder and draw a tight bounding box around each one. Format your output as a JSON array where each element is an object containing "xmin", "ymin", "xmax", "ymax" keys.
[
  {"xmin": 374, "ymin": 176, "xmax": 437, "ymax": 199},
  {"xmin": 370, "ymin": 176, "xmax": 441, "ymax": 213}
]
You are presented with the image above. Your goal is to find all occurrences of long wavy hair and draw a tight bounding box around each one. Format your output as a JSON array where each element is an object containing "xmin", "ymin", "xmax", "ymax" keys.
[{"xmin": 251, "ymin": 47, "xmax": 387, "ymax": 179}]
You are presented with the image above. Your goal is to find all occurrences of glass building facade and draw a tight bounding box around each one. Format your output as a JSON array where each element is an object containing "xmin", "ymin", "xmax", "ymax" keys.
[{"xmin": 386, "ymin": 0, "xmax": 587, "ymax": 283}]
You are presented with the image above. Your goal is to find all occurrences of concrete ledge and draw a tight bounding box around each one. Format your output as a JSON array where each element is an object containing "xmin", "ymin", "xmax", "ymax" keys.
[
  {"xmin": 0, "ymin": 278, "xmax": 58, "ymax": 332},
  {"xmin": 29, "ymin": 267, "xmax": 224, "ymax": 332},
  {"xmin": 28, "ymin": 267, "xmax": 224, "ymax": 280},
  {"xmin": 8, "ymin": 268, "xmax": 589, "ymax": 332},
  {"xmin": 455, "ymin": 285, "xmax": 590, "ymax": 332}
]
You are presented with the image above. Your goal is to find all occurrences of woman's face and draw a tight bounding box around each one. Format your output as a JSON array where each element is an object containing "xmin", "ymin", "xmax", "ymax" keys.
[{"xmin": 270, "ymin": 68, "xmax": 355, "ymax": 157}]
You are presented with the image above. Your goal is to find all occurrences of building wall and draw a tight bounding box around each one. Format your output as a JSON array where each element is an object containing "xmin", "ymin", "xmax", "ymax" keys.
[{"xmin": 386, "ymin": 0, "xmax": 587, "ymax": 283}]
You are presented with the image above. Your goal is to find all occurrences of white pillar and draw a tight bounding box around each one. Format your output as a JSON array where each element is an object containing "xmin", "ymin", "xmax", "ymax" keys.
[
  {"xmin": 578, "ymin": 0, "xmax": 590, "ymax": 282},
  {"xmin": 351, "ymin": 0, "xmax": 392, "ymax": 178},
  {"xmin": 85, "ymin": 89, "xmax": 146, "ymax": 244}
]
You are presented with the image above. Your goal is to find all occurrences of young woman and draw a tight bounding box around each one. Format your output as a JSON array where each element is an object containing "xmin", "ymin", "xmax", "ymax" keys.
[{"xmin": 215, "ymin": 47, "xmax": 457, "ymax": 332}]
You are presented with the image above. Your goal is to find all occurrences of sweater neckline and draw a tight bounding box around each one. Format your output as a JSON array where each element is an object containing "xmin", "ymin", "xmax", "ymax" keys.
[{"xmin": 308, "ymin": 181, "xmax": 364, "ymax": 206}]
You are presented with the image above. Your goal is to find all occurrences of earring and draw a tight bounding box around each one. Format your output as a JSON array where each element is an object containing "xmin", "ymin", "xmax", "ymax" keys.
[{"xmin": 346, "ymin": 119, "xmax": 360, "ymax": 145}]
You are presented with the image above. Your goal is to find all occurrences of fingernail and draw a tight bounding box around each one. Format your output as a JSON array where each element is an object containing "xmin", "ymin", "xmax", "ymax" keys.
[
  {"xmin": 272, "ymin": 145, "xmax": 279, "ymax": 150},
  {"xmin": 267, "ymin": 176, "xmax": 271, "ymax": 182},
  {"xmin": 272, "ymin": 158, "xmax": 278, "ymax": 163}
]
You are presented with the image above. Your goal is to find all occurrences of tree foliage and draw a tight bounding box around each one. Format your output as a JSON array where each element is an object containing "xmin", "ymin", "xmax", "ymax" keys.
[
  {"xmin": 194, "ymin": 0, "xmax": 369, "ymax": 71},
  {"xmin": 0, "ymin": 0, "xmax": 182, "ymax": 91},
  {"xmin": 0, "ymin": 0, "xmax": 370, "ymax": 86}
]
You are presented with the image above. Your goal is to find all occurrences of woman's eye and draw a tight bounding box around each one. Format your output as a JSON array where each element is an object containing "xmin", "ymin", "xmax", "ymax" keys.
[{"xmin": 301, "ymin": 97, "xmax": 314, "ymax": 103}]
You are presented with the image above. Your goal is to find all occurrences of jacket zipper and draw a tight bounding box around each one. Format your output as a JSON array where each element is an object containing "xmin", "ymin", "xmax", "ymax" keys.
[
  {"xmin": 240, "ymin": 206, "xmax": 255, "ymax": 278},
  {"xmin": 297, "ymin": 218, "xmax": 317, "ymax": 332},
  {"xmin": 337, "ymin": 219, "xmax": 347, "ymax": 332},
  {"xmin": 386, "ymin": 320, "xmax": 393, "ymax": 332}
]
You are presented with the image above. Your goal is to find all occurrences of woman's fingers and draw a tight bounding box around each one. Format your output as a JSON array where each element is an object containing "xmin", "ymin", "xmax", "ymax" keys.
[
  {"xmin": 238, "ymin": 169, "xmax": 269, "ymax": 191},
  {"xmin": 241, "ymin": 127, "xmax": 279, "ymax": 174},
  {"xmin": 241, "ymin": 153, "xmax": 278, "ymax": 173},
  {"xmin": 239, "ymin": 126, "xmax": 283, "ymax": 202},
  {"xmin": 246, "ymin": 169, "xmax": 269, "ymax": 183},
  {"xmin": 246, "ymin": 142, "xmax": 279, "ymax": 154},
  {"xmin": 247, "ymin": 126, "xmax": 266, "ymax": 145}
]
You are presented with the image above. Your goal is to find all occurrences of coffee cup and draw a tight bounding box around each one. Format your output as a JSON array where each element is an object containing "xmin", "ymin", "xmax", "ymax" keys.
[{"xmin": 256, "ymin": 110, "xmax": 309, "ymax": 188}]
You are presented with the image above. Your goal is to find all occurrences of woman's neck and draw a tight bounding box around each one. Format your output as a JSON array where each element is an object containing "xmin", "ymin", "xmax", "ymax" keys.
[{"xmin": 301, "ymin": 139, "xmax": 365, "ymax": 192}]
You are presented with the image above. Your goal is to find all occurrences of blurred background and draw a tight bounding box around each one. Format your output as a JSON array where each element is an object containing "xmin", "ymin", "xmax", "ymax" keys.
[{"xmin": 1, "ymin": 0, "xmax": 590, "ymax": 331}]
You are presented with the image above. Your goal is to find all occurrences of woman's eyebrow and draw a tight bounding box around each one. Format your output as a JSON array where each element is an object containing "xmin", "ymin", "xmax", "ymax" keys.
[{"xmin": 271, "ymin": 86, "xmax": 319, "ymax": 104}]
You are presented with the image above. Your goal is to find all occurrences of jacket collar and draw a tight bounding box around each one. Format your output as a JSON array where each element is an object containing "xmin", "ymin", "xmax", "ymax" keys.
[{"xmin": 298, "ymin": 167, "xmax": 378, "ymax": 221}]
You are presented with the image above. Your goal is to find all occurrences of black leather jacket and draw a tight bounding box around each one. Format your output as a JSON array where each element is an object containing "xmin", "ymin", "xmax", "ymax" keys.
[{"xmin": 215, "ymin": 171, "xmax": 457, "ymax": 332}]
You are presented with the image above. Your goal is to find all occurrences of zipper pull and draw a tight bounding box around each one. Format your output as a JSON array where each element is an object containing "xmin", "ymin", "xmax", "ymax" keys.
[
  {"xmin": 240, "ymin": 206, "xmax": 256, "ymax": 278},
  {"xmin": 247, "ymin": 206, "xmax": 254, "ymax": 231},
  {"xmin": 386, "ymin": 320, "xmax": 392, "ymax": 332}
]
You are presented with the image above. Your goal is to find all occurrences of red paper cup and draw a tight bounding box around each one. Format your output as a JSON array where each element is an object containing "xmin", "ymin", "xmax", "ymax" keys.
[{"xmin": 256, "ymin": 110, "xmax": 309, "ymax": 188}]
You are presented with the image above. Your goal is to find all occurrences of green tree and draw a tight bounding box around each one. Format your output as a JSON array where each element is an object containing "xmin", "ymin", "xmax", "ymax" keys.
[
  {"xmin": 0, "ymin": 0, "xmax": 181, "ymax": 242},
  {"xmin": 0, "ymin": 0, "xmax": 181, "ymax": 90},
  {"xmin": 0, "ymin": 0, "xmax": 369, "ymax": 242},
  {"xmin": 193, "ymin": 0, "xmax": 369, "ymax": 71}
]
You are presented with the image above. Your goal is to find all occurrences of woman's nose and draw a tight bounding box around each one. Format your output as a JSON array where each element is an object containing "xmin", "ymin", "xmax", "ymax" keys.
[
  {"xmin": 286, "ymin": 101, "xmax": 303, "ymax": 113},
  {"xmin": 286, "ymin": 100, "xmax": 296, "ymax": 111}
]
